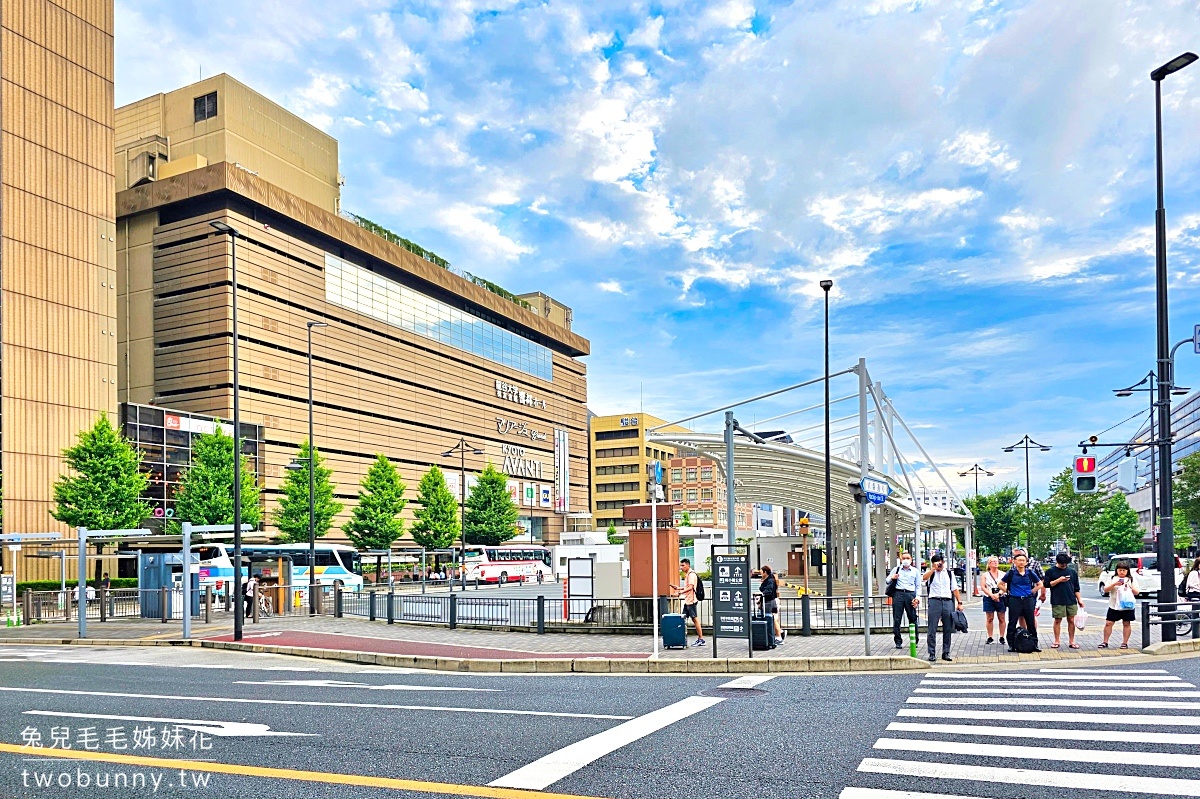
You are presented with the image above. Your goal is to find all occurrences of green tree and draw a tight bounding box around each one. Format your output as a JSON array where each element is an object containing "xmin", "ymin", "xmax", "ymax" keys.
[
  {"xmin": 1043, "ymin": 467, "xmax": 1105, "ymax": 555},
  {"xmin": 1021, "ymin": 500, "xmax": 1059, "ymax": 560},
  {"xmin": 606, "ymin": 521, "xmax": 621, "ymax": 545},
  {"xmin": 1094, "ymin": 492, "xmax": 1144, "ymax": 556},
  {"xmin": 342, "ymin": 454, "xmax": 408, "ymax": 551},
  {"xmin": 51, "ymin": 415, "xmax": 152, "ymax": 580},
  {"xmin": 680, "ymin": 510, "xmax": 693, "ymax": 527},
  {"xmin": 1175, "ymin": 452, "xmax": 1200, "ymax": 551},
  {"xmin": 410, "ymin": 465, "xmax": 460, "ymax": 551},
  {"xmin": 962, "ymin": 485, "xmax": 1021, "ymax": 555},
  {"xmin": 272, "ymin": 440, "xmax": 342, "ymax": 543},
  {"xmin": 171, "ymin": 428, "xmax": 262, "ymax": 531},
  {"xmin": 462, "ymin": 463, "xmax": 519, "ymax": 546}
]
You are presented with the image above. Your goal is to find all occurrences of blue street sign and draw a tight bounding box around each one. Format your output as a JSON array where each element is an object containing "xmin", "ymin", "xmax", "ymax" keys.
[
  {"xmin": 653, "ymin": 460, "xmax": 663, "ymax": 486},
  {"xmin": 860, "ymin": 477, "xmax": 891, "ymax": 505}
]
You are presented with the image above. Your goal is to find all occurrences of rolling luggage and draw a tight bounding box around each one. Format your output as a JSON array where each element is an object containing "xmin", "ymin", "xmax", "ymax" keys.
[
  {"xmin": 751, "ymin": 618, "xmax": 774, "ymax": 650},
  {"xmin": 661, "ymin": 613, "xmax": 687, "ymax": 649}
]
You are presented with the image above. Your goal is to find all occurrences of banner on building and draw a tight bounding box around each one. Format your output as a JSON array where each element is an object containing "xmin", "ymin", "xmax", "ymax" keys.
[
  {"xmin": 554, "ymin": 429, "xmax": 570, "ymax": 513},
  {"xmin": 506, "ymin": 480, "xmax": 520, "ymax": 505},
  {"xmin": 539, "ymin": 484, "xmax": 552, "ymax": 508}
]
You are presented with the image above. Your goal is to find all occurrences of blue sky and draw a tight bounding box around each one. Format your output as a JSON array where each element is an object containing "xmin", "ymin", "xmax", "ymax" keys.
[{"xmin": 115, "ymin": 0, "xmax": 1200, "ymax": 502}]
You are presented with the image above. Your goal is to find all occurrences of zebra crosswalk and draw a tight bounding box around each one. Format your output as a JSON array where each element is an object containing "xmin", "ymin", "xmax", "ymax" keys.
[{"xmin": 840, "ymin": 666, "xmax": 1200, "ymax": 799}]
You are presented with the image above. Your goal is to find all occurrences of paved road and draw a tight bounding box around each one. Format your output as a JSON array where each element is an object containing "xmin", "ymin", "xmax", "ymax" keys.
[{"xmin": 0, "ymin": 644, "xmax": 1197, "ymax": 798}]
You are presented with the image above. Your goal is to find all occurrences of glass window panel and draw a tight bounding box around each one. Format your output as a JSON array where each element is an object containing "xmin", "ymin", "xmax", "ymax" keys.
[
  {"xmin": 165, "ymin": 429, "xmax": 189, "ymax": 447},
  {"xmin": 165, "ymin": 447, "xmax": 191, "ymax": 465},
  {"xmin": 139, "ymin": 425, "xmax": 164, "ymax": 444}
]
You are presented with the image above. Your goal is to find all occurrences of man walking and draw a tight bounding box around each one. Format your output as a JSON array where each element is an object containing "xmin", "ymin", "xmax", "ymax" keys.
[
  {"xmin": 886, "ymin": 552, "xmax": 920, "ymax": 650},
  {"xmin": 1046, "ymin": 552, "xmax": 1084, "ymax": 649},
  {"xmin": 923, "ymin": 553, "xmax": 963, "ymax": 663},
  {"xmin": 672, "ymin": 558, "xmax": 705, "ymax": 647}
]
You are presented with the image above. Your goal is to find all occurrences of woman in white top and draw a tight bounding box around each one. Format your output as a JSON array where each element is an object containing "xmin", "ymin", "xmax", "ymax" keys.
[
  {"xmin": 981, "ymin": 556, "xmax": 1006, "ymax": 645},
  {"xmin": 1185, "ymin": 558, "xmax": 1200, "ymax": 599},
  {"xmin": 1099, "ymin": 560, "xmax": 1139, "ymax": 649}
]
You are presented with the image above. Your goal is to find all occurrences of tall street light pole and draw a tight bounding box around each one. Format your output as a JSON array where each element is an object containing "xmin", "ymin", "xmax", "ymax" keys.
[
  {"xmin": 1112, "ymin": 371, "xmax": 1189, "ymax": 541},
  {"xmin": 820, "ymin": 279, "xmax": 834, "ymax": 608},
  {"xmin": 288, "ymin": 321, "xmax": 329, "ymax": 615},
  {"xmin": 443, "ymin": 438, "xmax": 483, "ymax": 590},
  {"xmin": 210, "ymin": 220, "xmax": 245, "ymax": 642},
  {"xmin": 1003, "ymin": 435, "xmax": 1051, "ymax": 550},
  {"xmin": 1151, "ymin": 52, "xmax": 1197, "ymax": 635},
  {"xmin": 958, "ymin": 464, "xmax": 994, "ymax": 498}
]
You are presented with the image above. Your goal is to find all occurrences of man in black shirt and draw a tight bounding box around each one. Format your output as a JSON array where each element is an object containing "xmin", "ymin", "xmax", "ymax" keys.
[{"xmin": 1045, "ymin": 552, "xmax": 1084, "ymax": 649}]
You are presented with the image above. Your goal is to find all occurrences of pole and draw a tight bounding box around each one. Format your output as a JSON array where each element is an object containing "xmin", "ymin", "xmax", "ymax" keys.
[
  {"xmin": 230, "ymin": 229, "xmax": 244, "ymax": 642},
  {"xmin": 725, "ymin": 411, "xmax": 736, "ymax": 545},
  {"xmin": 1154, "ymin": 77, "xmax": 1179, "ymax": 636},
  {"xmin": 651, "ymin": 463, "xmax": 659, "ymax": 657},
  {"xmin": 459, "ymin": 445, "xmax": 466, "ymax": 592},
  {"xmin": 857, "ymin": 358, "xmax": 872, "ymax": 655},
  {"xmin": 307, "ymin": 323, "xmax": 317, "ymax": 616},
  {"xmin": 182, "ymin": 522, "xmax": 192, "ymax": 640},
  {"xmin": 1150, "ymin": 385, "xmax": 1157, "ymax": 541},
  {"xmin": 77, "ymin": 527, "xmax": 87, "ymax": 639},
  {"xmin": 823, "ymin": 283, "xmax": 833, "ymax": 608}
]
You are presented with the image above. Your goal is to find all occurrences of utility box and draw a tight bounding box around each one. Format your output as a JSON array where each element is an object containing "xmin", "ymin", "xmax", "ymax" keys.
[
  {"xmin": 138, "ymin": 552, "xmax": 199, "ymax": 619},
  {"xmin": 628, "ymin": 528, "xmax": 680, "ymax": 598}
]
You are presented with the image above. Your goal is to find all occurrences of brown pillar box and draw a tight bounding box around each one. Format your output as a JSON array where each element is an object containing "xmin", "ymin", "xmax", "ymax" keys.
[{"xmin": 628, "ymin": 528, "xmax": 681, "ymax": 598}]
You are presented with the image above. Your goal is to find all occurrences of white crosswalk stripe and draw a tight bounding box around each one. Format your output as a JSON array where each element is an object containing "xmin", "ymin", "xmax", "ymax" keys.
[{"xmin": 842, "ymin": 666, "xmax": 1200, "ymax": 798}]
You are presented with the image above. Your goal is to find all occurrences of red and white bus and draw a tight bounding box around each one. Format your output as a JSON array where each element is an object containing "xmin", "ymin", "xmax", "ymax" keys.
[{"xmin": 463, "ymin": 546, "xmax": 552, "ymax": 584}]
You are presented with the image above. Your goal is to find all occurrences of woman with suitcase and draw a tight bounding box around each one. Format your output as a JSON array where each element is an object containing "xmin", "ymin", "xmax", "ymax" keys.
[{"xmin": 760, "ymin": 565, "xmax": 783, "ymax": 645}]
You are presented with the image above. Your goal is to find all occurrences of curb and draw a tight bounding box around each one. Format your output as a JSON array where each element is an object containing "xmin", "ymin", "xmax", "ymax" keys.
[{"xmin": 1145, "ymin": 639, "xmax": 1200, "ymax": 657}]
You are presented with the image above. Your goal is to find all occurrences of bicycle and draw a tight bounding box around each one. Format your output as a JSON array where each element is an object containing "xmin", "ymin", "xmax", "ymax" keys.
[{"xmin": 257, "ymin": 593, "xmax": 274, "ymax": 618}]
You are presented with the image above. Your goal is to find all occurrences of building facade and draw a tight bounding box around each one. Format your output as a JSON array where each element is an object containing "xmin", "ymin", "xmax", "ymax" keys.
[
  {"xmin": 589, "ymin": 413, "xmax": 684, "ymax": 531},
  {"xmin": 666, "ymin": 455, "xmax": 754, "ymax": 531},
  {"xmin": 112, "ymin": 75, "xmax": 590, "ymax": 547},
  {"xmin": 1, "ymin": 0, "xmax": 117, "ymax": 580}
]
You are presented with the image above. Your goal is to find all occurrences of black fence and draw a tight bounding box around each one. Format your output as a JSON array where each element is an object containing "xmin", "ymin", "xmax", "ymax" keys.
[{"xmin": 1141, "ymin": 599, "xmax": 1200, "ymax": 648}]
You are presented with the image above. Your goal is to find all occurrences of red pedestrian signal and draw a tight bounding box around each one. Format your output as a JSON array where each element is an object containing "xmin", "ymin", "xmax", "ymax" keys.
[
  {"xmin": 1074, "ymin": 456, "xmax": 1096, "ymax": 474},
  {"xmin": 1073, "ymin": 456, "xmax": 1098, "ymax": 493}
]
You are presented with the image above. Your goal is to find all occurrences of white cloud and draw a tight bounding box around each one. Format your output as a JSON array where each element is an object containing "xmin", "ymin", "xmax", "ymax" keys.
[
  {"xmin": 703, "ymin": 0, "xmax": 755, "ymax": 31},
  {"xmin": 809, "ymin": 187, "xmax": 983, "ymax": 235},
  {"xmin": 435, "ymin": 203, "xmax": 532, "ymax": 261},
  {"xmin": 598, "ymin": 280, "xmax": 625, "ymax": 293},
  {"xmin": 627, "ymin": 17, "xmax": 664, "ymax": 49},
  {"xmin": 942, "ymin": 130, "xmax": 1020, "ymax": 172},
  {"xmin": 999, "ymin": 210, "xmax": 1051, "ymax": 232}
]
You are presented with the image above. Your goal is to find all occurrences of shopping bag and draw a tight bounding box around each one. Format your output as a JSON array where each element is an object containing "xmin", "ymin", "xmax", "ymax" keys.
[
  {"xmin": 1117, "ymin": 586, "xmax": 1136, "ymax": 610},
  {"xmin": 1074, "ymin": 606, "xmax": 1089, "ymax": 630}
]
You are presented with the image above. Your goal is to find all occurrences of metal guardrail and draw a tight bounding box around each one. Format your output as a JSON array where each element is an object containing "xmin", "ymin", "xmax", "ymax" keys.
[{"xmin": 1141, "ymin": 599, "xmax": 1200, "ymax": 648}]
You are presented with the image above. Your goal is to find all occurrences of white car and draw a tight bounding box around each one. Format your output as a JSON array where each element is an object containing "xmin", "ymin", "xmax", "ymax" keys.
[{"xmin": 1097, "ymin": 553, "xmax": 1184, "ymax": 598}]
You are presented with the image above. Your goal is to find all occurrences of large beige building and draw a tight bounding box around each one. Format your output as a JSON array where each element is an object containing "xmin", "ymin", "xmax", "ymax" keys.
[
  {"xmin": 1, "ymin": 0, "xmax": 117, "ymax": 576},
  {"xmin": 110, "ymin": 76, "xmax": 590, "ymax": 557},
  {"xmin": 588, "ymin": 413, "xmax": 686, "ymax": 530}
]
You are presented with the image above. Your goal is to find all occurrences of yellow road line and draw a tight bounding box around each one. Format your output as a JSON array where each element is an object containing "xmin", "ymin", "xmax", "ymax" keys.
[{"xmin": 0, "ymin": 743, "xmax": 611, "ymax": 799}]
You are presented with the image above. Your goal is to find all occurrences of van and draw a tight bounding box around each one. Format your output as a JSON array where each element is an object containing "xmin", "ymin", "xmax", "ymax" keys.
[{"xmin": 1097, "ymin": 553, "xmax": 1184, "ymax": 598}]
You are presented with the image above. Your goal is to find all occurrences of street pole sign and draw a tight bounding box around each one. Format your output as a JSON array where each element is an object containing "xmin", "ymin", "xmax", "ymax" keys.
[
  {"xmin": 1194, "ymin": 323, "xmax": 1199, "ymax": 354},
  {"xmin": 711, "ymin": 546, "xmax": 752, "ymax": 658},
  {"xmin": 860, "ymin": 477, "xmax": 891, "ymax": 505}
]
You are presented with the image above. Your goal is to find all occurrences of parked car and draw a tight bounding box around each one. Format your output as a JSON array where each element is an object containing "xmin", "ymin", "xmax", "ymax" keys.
[{"xmin": 1097, "ymin": 553, "xmax": 1184, "ymax": 598}]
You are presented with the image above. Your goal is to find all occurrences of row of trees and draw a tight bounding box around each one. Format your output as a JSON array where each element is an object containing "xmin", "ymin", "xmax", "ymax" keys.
[
  {"xmin": 49, "ymin": 415, "xmax": 523, "ymax": 552},
  {"xmin": 962, "ymin": 453, "xmax": 1200, "ymax": 558}
]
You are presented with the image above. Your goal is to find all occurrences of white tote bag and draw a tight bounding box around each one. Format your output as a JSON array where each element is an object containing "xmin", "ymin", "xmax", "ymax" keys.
[{"xmin": 1074, "ymin": 606, "xmax": 1089, "ymax": 630}]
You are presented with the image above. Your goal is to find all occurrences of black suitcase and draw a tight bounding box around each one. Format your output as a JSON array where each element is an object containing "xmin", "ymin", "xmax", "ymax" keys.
[
  {"xmin": 661, "ymin": 613, "xmax": 687, "ymax": 649},
  {"xmin": 751, "ymin": 619, "xmax": 773, "ymax": 650}
]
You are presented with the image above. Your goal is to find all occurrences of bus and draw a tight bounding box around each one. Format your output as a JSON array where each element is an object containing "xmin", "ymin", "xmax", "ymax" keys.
[
  {"xmin": 463, "ymin": 546, "xmax": 552, "ymax": 584},
  {"xmin": 194, "ymin": 543, "xmax": 364, "ymax": 595}
]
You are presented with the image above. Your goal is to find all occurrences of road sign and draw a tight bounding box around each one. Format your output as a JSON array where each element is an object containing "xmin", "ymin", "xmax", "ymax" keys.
[
  {"xmin": 860, "ymin": 477, "xmax": 891, "ymax": 505},
  {"xmin": 712, "ymin": 550, "xmax": 750, "ymax": 640},
  {"xmin": 1194, "ymin": 323, "xmax": 1200, "ymax": 354},
  {"xmin": 652, "ymin": 460, "xmax": 662, "ymax": 486}
]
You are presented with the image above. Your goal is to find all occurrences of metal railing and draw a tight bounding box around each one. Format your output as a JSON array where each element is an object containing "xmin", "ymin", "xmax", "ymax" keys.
[{"xmin": 1141, "ymin": 599, "xmax": 1200, "ymax": 648}]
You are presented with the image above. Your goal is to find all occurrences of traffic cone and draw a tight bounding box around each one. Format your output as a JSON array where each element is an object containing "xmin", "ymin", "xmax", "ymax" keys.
[{"xmin": 846, "ymin": 592, "xmax": 853, "ymax": 609}]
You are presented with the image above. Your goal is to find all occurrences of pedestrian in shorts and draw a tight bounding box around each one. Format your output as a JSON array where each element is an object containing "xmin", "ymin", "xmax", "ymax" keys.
[
  {"xmin": 672, "ymin": 558, "xmax": 705, "ymax": 647},
  {"xmin": 1045, "ymin": 552, "xmax": 1084, "ymax": 650}
]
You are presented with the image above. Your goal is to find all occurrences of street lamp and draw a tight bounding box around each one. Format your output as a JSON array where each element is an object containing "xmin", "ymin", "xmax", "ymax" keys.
[
  {"xmin": 287, "ymin": 320, "xmax": 328, "ymax": 615},
  {"xmin": 209, "ymin": 219, "xmax": 245, "ymax": 642},
  {"xmin": 1151, "ymin": 51, "xmax": 1197, "ymax": 635},
  {"xmin": 443, "ymin": 438, "xmax": 484, "ymax": 590},
  {"xmin": 1003, "ymin": 435, "xmax": 1051, "ymax": 549},
  {"xmin": 820, "ymin": 278, "xmax": 834, "ymax": 608},
  {"xmin": 958, "ymin": 464, "xmax": 995, "ymax": 498}
]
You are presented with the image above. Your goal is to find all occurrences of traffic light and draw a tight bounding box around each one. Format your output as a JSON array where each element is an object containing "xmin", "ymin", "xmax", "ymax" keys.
[{"xmin": 1073, "ymin": 456, "xmax": 1098, "ymax": 493}]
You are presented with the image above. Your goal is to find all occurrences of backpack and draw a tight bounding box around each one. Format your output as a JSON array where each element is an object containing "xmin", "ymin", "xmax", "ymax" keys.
[
  {"xmin": 693, "ymin": 574, "xmax": 705, "ymax": 601},
  {"xmin": 1011, "ymin": 627, "xmax": 1039, "ymax": 654}
]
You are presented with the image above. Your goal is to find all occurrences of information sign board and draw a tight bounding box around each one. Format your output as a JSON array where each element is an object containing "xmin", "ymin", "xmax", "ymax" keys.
[{"xmin": 712, "ymin": 550, "xmax": 750, "ymax": 639}]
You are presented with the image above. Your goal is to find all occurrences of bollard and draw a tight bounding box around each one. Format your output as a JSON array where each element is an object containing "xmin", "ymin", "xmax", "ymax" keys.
[
  {"xmin": 335, "ymin": 586, "xmax": 343, "ymax": 619},
  {"xmin": 99, "ymin": 588, "xmax": 107, "ymax": 623},
  {"xmin": 387, "ymin": 584, "xmax": 395, "ymax": 625},
  {"xmin": 314, "ymin": 586, "xmax": 323, "ymax": 616},
  {"xmin": 64, "ymin": 591, "xmax": 71, "ymax": 623},
  {"xmin": 909, "ymin": 623, "xmax": 918, "ymax": 659},
  {"xmin": 22, "ymin": 591, "xmax": 32, "ymax": 626},
  {"xmin": 1142, "ymin": 600, "xmax": 1151, "ymax": 650},
  {"xmin": 801, "ymin": 594, "xmax": 812, "ymax": 637},
  {"xmin": 224, "ymin": 586, "xmax": 231, "ymax": 613},
  {"xmin": 160, "ymin": 587, "xmax": 169, "ymax": 623},
  {"xmin": 252, "ymin": 583, "xmax": 260, "ymax": 624},
  {"xmin": 537, "ymin": 595, "xmax": 545, "ymax": 634},
  {"xmin": 369, "ymin": 590, "xmax": 378, "ymax": 622},
  {"xmin": 449, "ymin": 593, "xmax": 457, "ymax": 630},
  {"xmin": 205, "ymin": 586, "xmax": 212, "ymax": 624}
]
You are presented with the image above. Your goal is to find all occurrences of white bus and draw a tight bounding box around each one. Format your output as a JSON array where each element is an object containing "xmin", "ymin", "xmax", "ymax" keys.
[
  {"xmin": 194, "ymin": 543, "xmax": 364, "ymax": 595},
  {"xmin": 463, "ymin": 546, "xmax": 552, "ymax": 584}
]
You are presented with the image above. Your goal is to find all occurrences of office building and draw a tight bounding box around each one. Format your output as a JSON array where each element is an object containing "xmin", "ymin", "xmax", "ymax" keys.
[
  {"xmin": 589, "ymin": 413, "xmax": 685, "ymax": 530},
  {"xmin": 111, "ymin": 75, "xmax": 590, "ymax": 549},
  {"xmin": 666, "ymin": 454, "xmax": 754, "ymax": 531},
  {"xmin": 1, "ymin": 1, "xmax": 117, "ymax": 580}
]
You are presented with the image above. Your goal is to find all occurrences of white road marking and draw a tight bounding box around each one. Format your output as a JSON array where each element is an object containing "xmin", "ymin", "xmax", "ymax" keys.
[
  {"xmin": 23, "ymin": 710, "xmax": 314, "ymax": 737},
  {"xmin": 1037, "ymin": 668, "xmax": 1169, "ymax": 674},
  {"xmin": 887, "ymin": 721, "xmax": 1200, "ymax": 745},
  {"xmin": 718, "ymin": 675, "xmax": 777, "ymax": 689},
  {"xmin": 929, "ymin": 671, "xmax": 1178, "ymax": 681},
  {"xmin": 233, "ymin": 679, "xmax": 498, "ymax": 692},
  {"xmin": 859, "ymin": 758, "xmax": 1200, "ymax": 796},
  {"xmin": 898, "ymin": 707, "xmax": 1200, "ymax": 727},
  {"xmin": 908, "ymin": 696, "xmax": 1200, "ymax": 710},
  {"xmin": 875, "ymin": 737, "xmax": 1200, "ymax": 769},
  {"xmin": 0, "ymin": 686, "xmax": 631, "ymax": 720},
  {"xmin": 914, "ymin": 686, "xmax": 1200, "ymax": 697},
  {"xmin": 921, "ymin": 678, "xmax": 1189, "ymax": 688},
  {"xmin": 489, "ymin": 695, "xmax": 723, "ymax": 790},
  {"xmin": 840, "ymin": 789, "xmax": 991, "ymax": 799}
]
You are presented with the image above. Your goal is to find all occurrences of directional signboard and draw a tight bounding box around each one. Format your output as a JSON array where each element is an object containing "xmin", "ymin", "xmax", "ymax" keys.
[
  {"xmin": 712, "ymin": 549, "xmax": 751, "ymax": 642},
  {"xmin": 860, "ymin": 476, "xmax": 892, "ymax": 505}
]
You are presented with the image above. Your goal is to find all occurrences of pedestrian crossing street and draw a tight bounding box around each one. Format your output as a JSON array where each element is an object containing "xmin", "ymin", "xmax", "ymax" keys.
[{"xmin": 839, "ymin": 666, "xmax": 1200, "ymax": 799}]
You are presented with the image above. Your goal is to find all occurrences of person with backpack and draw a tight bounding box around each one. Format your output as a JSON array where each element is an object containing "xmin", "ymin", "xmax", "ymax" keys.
[
  {"xmin": 923, "ymin": 553, "xmax": 963, "ymax": 663},
  {"xmin": 1099, "ymin": 559, "xmax": 1139, "ymax": 649},
  {"xmin": 886, "ymin": 552, "xmax": 921, "ymax": 650},
  {"xmin": 1003, "ymin": 552, "xmax": 1042, "ymax": 652},
  {"xmin": 672, "ymin": 558, "xmax": 705, "ymax": 647},
  {"xmin": 759, "ymin": 565, "xmax": 783, "ymax": 645},
  {"xmin": 1010, "ymin": 547, "xmax": 1045, "ymax": 630}
]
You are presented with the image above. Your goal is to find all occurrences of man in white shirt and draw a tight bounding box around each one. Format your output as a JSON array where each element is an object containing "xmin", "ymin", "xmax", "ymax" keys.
[
  {"xmin": 923, "ymin": 553, "xmax": 963, "ymax": 663},
  {"xmin": 886, "ymin": 552, "xmax": 921, "ymax": 650}
]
